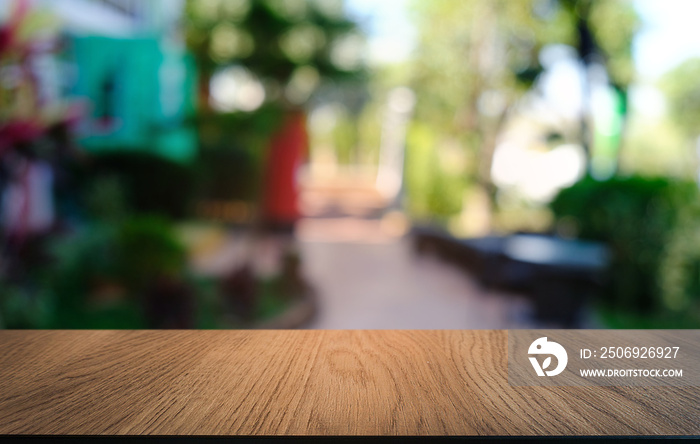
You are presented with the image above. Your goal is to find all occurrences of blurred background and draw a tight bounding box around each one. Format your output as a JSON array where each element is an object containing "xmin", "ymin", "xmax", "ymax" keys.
[{"xmin": 2, "ymin": 0, "xmax": 700, "ymax": 329}]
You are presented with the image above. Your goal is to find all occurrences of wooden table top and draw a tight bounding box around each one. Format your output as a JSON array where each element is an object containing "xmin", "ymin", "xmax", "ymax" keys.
[{"xmin": 0, "ymin": 330, "xmax": 698, "ymax": 436}]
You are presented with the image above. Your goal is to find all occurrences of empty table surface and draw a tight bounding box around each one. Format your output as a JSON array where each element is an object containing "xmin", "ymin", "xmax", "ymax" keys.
[{"xmin": 0, "ymin": 330, "xmax": 697, "ymax": 436}]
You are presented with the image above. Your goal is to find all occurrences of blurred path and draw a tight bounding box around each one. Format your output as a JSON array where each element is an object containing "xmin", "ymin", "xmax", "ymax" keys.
[
  {"xmin": 295, "ymin": 168, "xmax": 533, "ymax": 329},
  {"xmin": 188, "ymin": 167, "xmax": 536, "ymax": 329},
  {"xmin": 188, "ymin": 220, "xmax": 533, "ymax": 329},
  {"xmin": 299, "ymin": 234, "xmax": 532, "ymax": 329}
]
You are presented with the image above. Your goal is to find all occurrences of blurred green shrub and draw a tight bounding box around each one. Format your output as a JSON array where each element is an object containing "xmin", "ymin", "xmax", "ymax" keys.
[
  {"xmin": 117, "ymin": 216, "xmax": 188, "ymax": 291},
  {"xmin": 197, "ymin": 147, "xmax": 258, "ymax": 201},
  {"xmin": 550, "ymin": 176, "xmax": 700, "ymax": 320},
  {"xmin": 86, "ymin": 151, "xmax": 196, "ymax": 219},
  {"xmin": 46, "ymin": 215, "xmax": 187, "ymax": 328},
  {"xmin": 192, "ymin": 107, "xmax": 284, "ymax": 203},
  {"xmin": 84, "ymin": 174, "xmax": 129, "ymax": 221},
  {"xmin": 405, "ymin": 123, "xmax": 469, "ymax": 222},
  {"xmin": 0, "ymin": 285, "xmax": 52, "ymax": 329}
]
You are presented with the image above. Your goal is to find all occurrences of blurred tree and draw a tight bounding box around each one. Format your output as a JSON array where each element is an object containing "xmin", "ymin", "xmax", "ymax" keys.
[
  {"xmin": 410, "ymin": 0, "xmax": 553, "ymax": 214},
  {"xmin": 559, "ymin": 0, "xmax": 638, "ymax": 168},
  {"xmin": 184, "ymin": 0, "xmax": 365, "ymax": 112},
  {"xmin": 661, "ymin": 58, "xmax": 700, "ymax": 143},
  {"xmin": 184, "ymin": 0, "xmax": 368, "ymax": 230},
  {"xmin": 408, "ymin": 0, "xmax": 638, "ymax": 223}
]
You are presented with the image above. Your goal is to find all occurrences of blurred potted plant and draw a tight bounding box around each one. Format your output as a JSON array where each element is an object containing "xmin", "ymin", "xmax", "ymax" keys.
[{"xmin": 48, "ymin": 212, "xmax": 194, "ymax": 329}]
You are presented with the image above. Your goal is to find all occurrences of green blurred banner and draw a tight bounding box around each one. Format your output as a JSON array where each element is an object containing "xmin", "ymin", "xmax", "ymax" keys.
[{"xmin": 70, "ymin": 36, "xmax": 197, "ymax": 162}]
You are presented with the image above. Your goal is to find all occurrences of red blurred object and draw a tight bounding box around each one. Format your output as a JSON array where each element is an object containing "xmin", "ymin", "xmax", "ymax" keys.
[
  {"xmin": 0, "ymin": 26, "xmax": 13, "ymax": 54},
  {"xmin": 0, "ymin": 119, "xmax": 43, "ymax": 155},
  {"xmin": 0, "ymin": 0, "xmax": 29, "ymax": 55},
  {"xmin": 260, "ymin": 110, "xmax": 308, "ymax": 229}
]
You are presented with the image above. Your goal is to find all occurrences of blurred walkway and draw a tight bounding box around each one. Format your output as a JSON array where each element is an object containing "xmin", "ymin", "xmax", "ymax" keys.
[
  {"xmin": 189, "ymin": 223, "xmax": 533, "ymax": 329},
  {"xmin": 294, "ymin": 167, "xmax": 531, "ymax": 328},
  {"xmin": 187, "ymin": 168, "xmax": 537, "ymax": 329},
  {"xmin": 299, "ymin": 229, "xmax": 532, "ymax": 329}
]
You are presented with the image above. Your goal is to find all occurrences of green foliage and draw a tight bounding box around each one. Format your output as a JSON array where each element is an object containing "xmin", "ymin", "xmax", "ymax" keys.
[
  {"xmin": 193, "ymin": 105, "xmax": 286, "ymax": 201},
  {"xmin": 554, "ymin": 0, "xmax": 639, "ymax": 88},
  {"xmin": 185, "ymin": 0, "xmax": 365, "ymax": 91},
  {"xmin": 618, "ymin": 118, "xmax": 694, "ymax": 178},
  {"xmin": 197, "ymin": 147, "xmax": 258, "ymax": 201},
  {"xmin": 196, "ymin": 104, "xmax": 282, "ymax": 157},
  {"xmin": 42, "ymin": 223, "xmax": 133, "ymax": 327},
  {"xmin": 44, "ymin": 216, "xmax": 187, "ymax": 328},
  {"xmin": 586, "ymin": 0, "xmax": 639, "ymax": 88},
  {"xmin": 1, "ymin": 216, "xmax": 296, "ymax": 329},
  {"xmin": 404, "ymin": 123, "xmax": 468, "ymax": 221},
  {"xmin": 410, "ymin": 0, "xmax": 543, "ymax": 130},
  {"xmin": 331, "ymin": 112, "xmax": 358, "ymax": 164},
  {"xmin": 117, "ymin": 217, "xmax": 188, "ymax": 291},
  {"xmin": 195, "ymin": 104, "xmax": 285, "ymax": 152},
  {"xmin": 0, "ymin": 285, "xmax": 53, "ymax": 329},
  {"xmin": 405, "ymin": 0, "xmax": 639, "ymax": 221},
  {"xmin": 407, "ymin": 0, "xmax": 555, "ymax": 218},
  {"xmin": 661, "ymin": 58, "xmax": 700, "ymax": 139},
  {"xmin": 190, "ymin": 277, "xmax": 221, "ymax": 329},
  {"xmin": 598, "ymin": 304, "xmax": 700, "ymax": 329},
  {"xmin": 85, "ymin": 151, "xmax": 197, "ymax": 219},
  {"xmin": 184, "ymin": 0, "xmax": 367, "ymax": 203},
  {"xmin": 84, "ymin": 175, "xmax": 129, "ymax": 221},
  {"xmin": 550, "ymin": 176, "xmax": 700, "ymax": 322},
  {"xmin": 256, "ymin": 278, "xmax": 291, "ymax": 321}
]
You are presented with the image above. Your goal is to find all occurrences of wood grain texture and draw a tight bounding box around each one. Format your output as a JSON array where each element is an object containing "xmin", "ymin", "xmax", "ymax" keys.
[{"xmin": 0, "ymin": 330, "xmax": 698, "ymax": 436}]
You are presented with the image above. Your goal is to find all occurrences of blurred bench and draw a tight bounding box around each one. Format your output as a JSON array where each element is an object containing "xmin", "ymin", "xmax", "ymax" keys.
[{"xmin": 412, "ymin": 226, "xmax": 610, "ymax": 327}]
